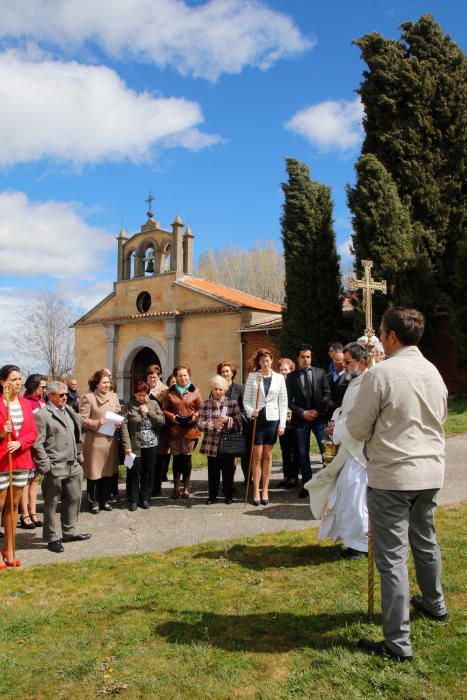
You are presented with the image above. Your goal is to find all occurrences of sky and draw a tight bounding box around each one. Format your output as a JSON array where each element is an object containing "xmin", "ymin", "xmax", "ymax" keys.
[{"xmin": 0, "ymin": 0, "xmax": 465, "ymax": 367}]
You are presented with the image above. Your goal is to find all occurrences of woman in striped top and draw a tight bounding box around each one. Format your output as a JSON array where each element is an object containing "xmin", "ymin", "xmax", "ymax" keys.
[{"xmin": 0, "ymin": 364, "xmax": 38, "ymax": 568}]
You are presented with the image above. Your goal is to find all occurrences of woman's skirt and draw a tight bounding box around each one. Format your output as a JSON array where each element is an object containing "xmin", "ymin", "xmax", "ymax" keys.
[{"xmin": 253, "ymin": 409, "xmax": 279, "ymax": 445}]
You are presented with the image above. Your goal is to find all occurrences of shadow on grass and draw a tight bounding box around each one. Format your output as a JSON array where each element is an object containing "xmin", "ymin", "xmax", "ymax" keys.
[
  {"xmin": 155, "ymin": 609, "xmax": 365, "ymax": 653},
  {"xmin": 193, "ymin": 542, "xmax": 341, "ymax": 569}
]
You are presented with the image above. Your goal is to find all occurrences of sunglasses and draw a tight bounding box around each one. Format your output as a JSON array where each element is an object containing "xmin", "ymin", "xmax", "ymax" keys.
[{"xmin": 55, "ymin": 392, "xmax": 68, "ymax": 398}]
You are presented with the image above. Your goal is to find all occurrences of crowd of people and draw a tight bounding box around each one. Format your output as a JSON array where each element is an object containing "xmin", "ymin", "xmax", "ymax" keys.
[{"xmin": 0, "ymin": 307, "xmax": 449, "ymax": 662}]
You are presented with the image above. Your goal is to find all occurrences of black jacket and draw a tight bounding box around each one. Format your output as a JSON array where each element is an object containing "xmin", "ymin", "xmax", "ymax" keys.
[
  {"xmin": 326, "ymin": 371, "xmax": 349, "ymax": 411},
  {"xmin": 286, "ymin": 367, "xmax": 331, "ymax": 424}
]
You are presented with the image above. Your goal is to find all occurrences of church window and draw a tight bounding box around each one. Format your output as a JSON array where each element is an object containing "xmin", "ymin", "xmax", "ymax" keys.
[{"xmin": 136, "ymin": 291, "xmax": 152, "ymax": 313}]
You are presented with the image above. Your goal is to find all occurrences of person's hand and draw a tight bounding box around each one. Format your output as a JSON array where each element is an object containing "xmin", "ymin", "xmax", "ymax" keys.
[
  {"xmin": 99, "ymin": 418, "xmax": 106, "ymax": 426},
  {"xmin": 278, "ymin": 427, "xmax": 285, "ymax": 437},
  {"xmin": 326, "ymin": 421, "xmax": 335, "ymax": 436},
  {"xmin": 7, "ymin": 440, "xmax": 21, "ymax": 453},
  {"xmin": 3, "ymin": 420, "xmax": 12, "ymax": 433},
  {"xmin": 115, "ymin": 423, "xmax": 122, "ymax": 430},
  {"xmin": 125, "ymin": 448, "xmax": 132, "ymax": 455},
  {"xmin": 303, "ymin": 409, "xmax": 318, "ymax": 421},
  {"xmin": 252, "ymin": 409, "xmax": 259, "ymax": 418},
  {"xmin": 214, "ymin": 418, "xmax": 224, "ymax": 429},
  {"xmin": 139, "ymin": 404, "xmax": 149, "ymax": 414}
]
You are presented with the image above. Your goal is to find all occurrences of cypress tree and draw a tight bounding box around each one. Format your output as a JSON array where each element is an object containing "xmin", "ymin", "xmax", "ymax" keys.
[
  {"xmin": 349, "ymin": 14, "xmax": 466, "ymax": 349},
  {"xmin": 280, "ymin": 158, "xmax": 342, "ymax": 367}
]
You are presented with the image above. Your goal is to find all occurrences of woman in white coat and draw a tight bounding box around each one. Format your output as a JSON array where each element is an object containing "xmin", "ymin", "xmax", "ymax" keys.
[{"xmin": 243, "ymin": 348, "xmax": 288, "ymax": 505}]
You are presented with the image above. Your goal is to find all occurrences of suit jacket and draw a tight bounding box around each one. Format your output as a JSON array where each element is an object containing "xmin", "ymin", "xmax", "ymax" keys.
[
  {"xmin": 326, "ymin": 371, "xmax": 349, "ymax": 410},
  {"xmin": 286, "ymin": 367, "xmax": 331, "ymax": 424},
  {"xmin": 32, "ymin": 404, "xmax": 83, "ymax": 477},
  {"xmin": 243, "ymin": 371, "xmax": 288, "ymax": 429}
]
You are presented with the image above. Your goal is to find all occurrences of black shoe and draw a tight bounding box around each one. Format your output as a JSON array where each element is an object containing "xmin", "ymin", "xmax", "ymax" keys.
[
  {"xmin": 206, "ymin": 499, "xmax": 216, "ymax": 505},
  {"xmin": 298, "ymin": 488, "xmax": 308, "ymax": 498},
  {"xmin": 140, "ymin": 501, "xmax": 150, "ymax": 509},
  {"xmin": 340, "ymin": 548, "xmax": 368, "ymax": 560},
  {"xmin": 62, "ymin": 534, "xmax": 92, "ymax": 542},
  {"xmin": 47, "ymin": 540, "xmax": 64, "ymax": 554},
  {"xmin": 357, "ymin": 638, "xmax": 413, "ymax": 662},
  {"xmin": 411, "ymin": 595, "xmax": 449, "ymax": 622},
  {"xmin": 101, "ymin": 502, "xmax": 112, "ymax": 512},
  {"xmin": 128, "ymin": 502, "xmax": 137, "ymax": 512},
  {"xmin": 252, "ymin": 499, "xmax": 261, "ymax": 506},
  {"xmin": 285, "ymin": 480, "xmax": 297, "ymax": 489},
  {"xmin": 19, "ymin": 515, "xmax": 36, "ymax": 530},
  {"xmin": 152, "ymin": 488, "xmax": 162, "ymax": 497},
  {"xmin": 261, "ymin": 498, "xmax": 269, "ymax": 505},
  {"xmin": 225, "ymin": 499, "xmax": 233, "ymax": 505}
]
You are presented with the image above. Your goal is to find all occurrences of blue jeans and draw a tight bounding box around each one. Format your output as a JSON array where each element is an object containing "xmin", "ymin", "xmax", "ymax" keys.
[{"xmin": 295, "ymin": 418, "xmax": 326, "ymax": 485}]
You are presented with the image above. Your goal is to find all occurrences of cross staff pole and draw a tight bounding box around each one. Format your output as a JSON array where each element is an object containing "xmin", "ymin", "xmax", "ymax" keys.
[
  {"xmin": 3, "ymin": 383, "xmax": 17, "ymax": 572},
  {"xmin": 348, "ymin": 259, "xmax": 387, "ymax": 620}
]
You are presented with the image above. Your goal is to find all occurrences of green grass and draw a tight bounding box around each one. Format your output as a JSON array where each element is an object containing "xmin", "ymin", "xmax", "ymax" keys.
[
  {"xmin": 445, "ymin": 397, "xmax": 467, "ymax": 436},
  {"xmin": 0, "ymin": 504, "xmax": 465, "ymax": 699}
]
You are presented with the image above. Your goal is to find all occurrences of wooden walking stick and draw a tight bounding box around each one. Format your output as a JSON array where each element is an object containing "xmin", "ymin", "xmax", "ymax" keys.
[
  {"xmin": 3, "ymin": 382, "xmax": 17, "ymax": 571},
  {"xmin": 244, "ymin": 373, "xmax": 262, "ymax": 505}
]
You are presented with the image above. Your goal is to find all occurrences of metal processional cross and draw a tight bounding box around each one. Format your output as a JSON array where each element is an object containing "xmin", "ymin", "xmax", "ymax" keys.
[
  {"xmin": 348, "ymin": 258, "xmax": 387, "ymax": 620},
  {"xmin": 348, "ymin": 259, "xmax": 387, "ymax": 340}
]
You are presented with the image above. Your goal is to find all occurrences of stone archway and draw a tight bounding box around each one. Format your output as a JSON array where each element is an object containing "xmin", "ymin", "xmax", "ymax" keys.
[{"xmin": 117, "ymin": 336, "xmax": 167, "ymax": 400}]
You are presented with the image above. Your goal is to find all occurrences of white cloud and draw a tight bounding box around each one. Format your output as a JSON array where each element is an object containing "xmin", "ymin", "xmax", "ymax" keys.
[
  {"xmin": 285, "ymin": 98, "xmax": 363, "ymax": 152},
  {"xmin": 338, "ymin": 236, "xmax": 353, "ymax": 259},
  {"xmin": 0, "ymin": 191, "xmax": 115, "ymax": 277},
  {"xmin": 0, "ymin": 0, "xmax": 312, "ymax": 81},
  {"xmin": 0, "ymin": 50, "xmax": 220, "ymax": 166}
]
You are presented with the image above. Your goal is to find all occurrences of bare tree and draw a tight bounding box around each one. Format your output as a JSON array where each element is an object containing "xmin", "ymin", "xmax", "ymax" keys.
[
  {"xmin": 15, "ymin": 290, "xmax": 76, "ymax": 378},
  {"xmin": 196, "ymin": 240, "xmax": 285, "ymax": 304}
]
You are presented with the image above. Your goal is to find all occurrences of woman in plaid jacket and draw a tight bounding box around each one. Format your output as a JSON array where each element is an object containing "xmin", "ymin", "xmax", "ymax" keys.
[{"xmin": 197, "ymin": 376, "xmax": 242, "ymax": 504}]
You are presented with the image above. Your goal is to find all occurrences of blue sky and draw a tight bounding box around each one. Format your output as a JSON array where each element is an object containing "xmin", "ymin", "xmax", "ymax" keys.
[{"xmin": 0, "ymin": 0, "xmax": 465, "ymax": 364}]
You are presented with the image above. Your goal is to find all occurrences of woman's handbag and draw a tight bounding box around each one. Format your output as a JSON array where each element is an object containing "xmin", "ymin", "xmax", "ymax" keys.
[{"xmin": 218, "ymin": 432, "xmax": 247, "ymax": 456}]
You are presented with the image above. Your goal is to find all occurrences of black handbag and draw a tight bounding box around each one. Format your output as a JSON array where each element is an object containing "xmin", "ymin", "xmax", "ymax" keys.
[{"xmin": 218, "ymin": 432, "xmax": 247, "ymax": 456}]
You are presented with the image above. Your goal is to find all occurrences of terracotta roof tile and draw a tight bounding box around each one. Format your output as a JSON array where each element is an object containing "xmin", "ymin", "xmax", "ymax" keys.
[
  {"xmin": 177, "ymin": 277, "xmax": 283, "ymax": 313},
  {"xmin": 75, "ymin": 306, "xmax": 231, "ymax": 326}
]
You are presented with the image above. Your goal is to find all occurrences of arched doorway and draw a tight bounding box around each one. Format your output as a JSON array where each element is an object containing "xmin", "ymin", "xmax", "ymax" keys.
[{"xmin": 131, "ymin": 348, "xmax": 161, "ymax": 395}]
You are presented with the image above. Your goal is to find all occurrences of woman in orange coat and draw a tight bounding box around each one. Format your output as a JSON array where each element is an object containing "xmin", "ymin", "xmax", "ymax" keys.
[{"xmin": 162, "ymin": 364, "xmax": 202, "ymax": 499}]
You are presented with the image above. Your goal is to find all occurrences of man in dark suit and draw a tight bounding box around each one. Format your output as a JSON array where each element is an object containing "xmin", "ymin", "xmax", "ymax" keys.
[
  {"xmin": 286, "ymin": 344, "xmax": 331, "ymax": 496},
  {"xmin": 32, "ymin": 381, "xmax": 91, "ymax": 553},
  {"xmin": 326, "ymin": 351, "xmax": 349, "ymax": 415}
]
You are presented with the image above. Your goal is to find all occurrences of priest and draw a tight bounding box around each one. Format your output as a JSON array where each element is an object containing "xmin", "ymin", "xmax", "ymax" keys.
[{"xmin": 306, "ymin": 342, "xmax": 369, "ymax": 559}]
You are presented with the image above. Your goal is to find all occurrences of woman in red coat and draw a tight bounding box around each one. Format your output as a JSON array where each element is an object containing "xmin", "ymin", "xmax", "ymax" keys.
[
  {"xmin": 0, "ymin": 364, "xmax": 38, "ymax": 568},
  {"xmin": 162, "ymin": 364, "xmax": 202, "ymax": 499}
]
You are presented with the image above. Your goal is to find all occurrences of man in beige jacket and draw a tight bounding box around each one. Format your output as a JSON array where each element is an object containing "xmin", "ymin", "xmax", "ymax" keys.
[{"xmin": 346, "ymin": 308, "xmax": 448, "ymax": 662}]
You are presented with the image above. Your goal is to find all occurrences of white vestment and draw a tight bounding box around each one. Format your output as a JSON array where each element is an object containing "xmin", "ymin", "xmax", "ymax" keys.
[{"xmin": 306, "ymin": 373, "xmax": 368, "ymax": 552}]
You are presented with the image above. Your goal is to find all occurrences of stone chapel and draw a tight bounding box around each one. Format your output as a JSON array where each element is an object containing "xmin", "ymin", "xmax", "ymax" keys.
[{"xmin": 73, "ymin": 203, "xmax": 282, "ymax": 399}]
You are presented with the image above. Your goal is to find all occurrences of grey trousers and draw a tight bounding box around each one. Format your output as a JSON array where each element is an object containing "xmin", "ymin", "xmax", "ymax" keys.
[
  {"xmin": 41, "ymin": 469, "xmax": 83, "ymax": 542},
  {"xmin": 367, "ymin": 487, "xmax": 446, "ymax": 657}
]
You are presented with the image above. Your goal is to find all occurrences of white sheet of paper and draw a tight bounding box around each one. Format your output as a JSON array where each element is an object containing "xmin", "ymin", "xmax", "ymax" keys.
[
  {"xmin": 97, "ymin": 410, "xmax": 122, "ymax": 436},
  {"xmin": 221, "ymin": 406, "xmax": 228, "ymax": 416},
  {"xmin": 124, "ymin": 452, "xmax": 136, "ymax": 469}
]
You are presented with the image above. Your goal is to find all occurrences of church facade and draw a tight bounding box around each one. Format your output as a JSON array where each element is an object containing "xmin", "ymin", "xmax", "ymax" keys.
[{"xmin": 73, "ymin": 207, "xmax": 282, "ymax": 399}]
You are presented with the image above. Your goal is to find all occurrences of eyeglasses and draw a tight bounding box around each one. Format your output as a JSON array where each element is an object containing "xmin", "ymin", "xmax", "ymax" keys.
[{"xmin": 55, "ymin": 393, "xmax": 68, "ymax": 398}]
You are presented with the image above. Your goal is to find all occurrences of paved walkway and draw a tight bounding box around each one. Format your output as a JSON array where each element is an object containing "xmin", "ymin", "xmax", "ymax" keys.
[{"xmin": 14, "ymin": 434, "xmax": 467, "ymax": 567}]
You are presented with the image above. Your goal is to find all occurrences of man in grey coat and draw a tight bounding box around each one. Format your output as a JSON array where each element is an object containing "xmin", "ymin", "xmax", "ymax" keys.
[
  {"xmin": 347, "ymin": 308, "xmax": 448, "ymax": 662},
  {"xmin": 32, "ymin": 380, "xmax": 91, "ymax": 553}
]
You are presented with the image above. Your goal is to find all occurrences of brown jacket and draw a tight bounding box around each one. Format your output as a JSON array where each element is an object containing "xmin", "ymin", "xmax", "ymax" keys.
[
  {"xmin": 79, "ymin": 391, "xmax": 121, "ymax": 480},
  {"xmin": 162, "ymin": 384, "xmax": 202, "ymax": 441}
]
